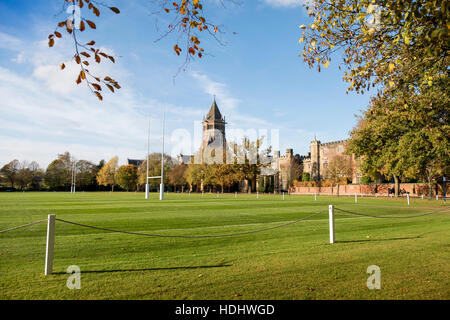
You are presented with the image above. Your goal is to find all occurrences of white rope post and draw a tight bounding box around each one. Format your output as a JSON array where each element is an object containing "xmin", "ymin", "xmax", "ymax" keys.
[
  {"xmin": 45, "ymin": 214, "xmax": 56, "ymax": 275},
  {"xmin": 407, "ymin": 193, "xmax": 410, "ymax": 205},
  {"xmin": 202, "ymin": 191, "xmax": 204, "ymax": 198},
  {"xmin": 421, "ymin": 194, "xmax": 424, "ymax": 200},
  {"xmin": 314, "ymin": 192, "xmax": 317, "ymax": 201},
  {"xmin": 355, "ymin": 192, "xmax": 358, "ymax": 203},
  {"xmin": 283, "ymin": 192, "xmax": 285, "ymax": 200},
  {"xmin": 436, "ymin": 195, "xmax": 439, "ymax": 200},
  {"xmin": 329, "ymin": 205, "xmax": 335, "ymax": 244},
  {"xmin": 235, "ymin": 191, "xmax": 237, "ymax": 198}
]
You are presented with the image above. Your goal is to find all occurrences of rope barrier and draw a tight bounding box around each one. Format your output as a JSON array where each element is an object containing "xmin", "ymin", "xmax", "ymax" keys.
[
  {"xmin": 334, "ymin": 206, "xmax": 449, "ymax": 219},
  {"xmin": 0, "ymin": 219, "xmax": 47, "ymax": 234},
  {"xmin": 55, "ymin": 209, "xmax": 328, "ymax": 238}
]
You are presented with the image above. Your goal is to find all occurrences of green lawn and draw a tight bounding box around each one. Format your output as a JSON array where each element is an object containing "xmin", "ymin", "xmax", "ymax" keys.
[{"xmin": 0, "ymin": 192, "xmax": 449, "ymax": 300}]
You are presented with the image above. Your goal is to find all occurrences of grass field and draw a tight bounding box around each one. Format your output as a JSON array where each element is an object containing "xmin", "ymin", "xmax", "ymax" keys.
[{"xmin": 0, "ymin": 191, "xmax": 449, "ymax": 300}]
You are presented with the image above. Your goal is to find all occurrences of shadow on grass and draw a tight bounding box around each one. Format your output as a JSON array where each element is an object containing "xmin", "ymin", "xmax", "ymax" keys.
[
  {"xmin": 336, "ymin": 235, "xmax": 424, "ymax": 244},
  {"xmin": 53, "ymin": 264, "xmax": 233, "ymax": 274}
]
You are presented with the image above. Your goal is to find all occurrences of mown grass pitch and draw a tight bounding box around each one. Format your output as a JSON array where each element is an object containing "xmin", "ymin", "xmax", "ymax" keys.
[{"xmin": 0, "ymin": 192, "xmax": 449, "ymax": 300}]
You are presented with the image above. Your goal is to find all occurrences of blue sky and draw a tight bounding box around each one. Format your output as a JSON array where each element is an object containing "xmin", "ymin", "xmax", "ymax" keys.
[{"xmin": 0, "ymin": 0, "xmax": 371, "ymax": 168}]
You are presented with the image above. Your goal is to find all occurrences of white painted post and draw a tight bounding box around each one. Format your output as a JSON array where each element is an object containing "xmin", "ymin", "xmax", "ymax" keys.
[
  {"xmin": 421, "ymin": 194, "xmax": 424, "ymax": 200},
  {"xmin": 355, "ymin": 192, "xmax": 358, "ymax": 203},
  {"xmin": 436, "ymin": 195, "xmax": 438, "ymax": 200},
  {"xmin": 235, "ymin": 191, "xmax": 237, "ymax": 198},
  {"xmin": 314, "ymin": 192, "xmax": 317, "ymax": 201},
  {"xmin": 45, "ymin": 214, "xmax": 56, "ymax": 275},
  {"xmin": 283, "ymin": 192, "xmax": 285, "ymax": 200},
  {"xmin": 257, "ymin": 191, "xmax": 259, "ymax": 200},
  {"xmin": 329, "ymin": 205, "xmax": 335, "ymax": 244},
  {"xmin": 160, "ymin": 183, "xmax": 164, "ymax": 201},
  {"xmin": 407, "ymin": 193, "xmax": 410, "ymax": 205},
  {"xmin": 202, "ymin": 191, "xmax": 204, "ymax": 198}
]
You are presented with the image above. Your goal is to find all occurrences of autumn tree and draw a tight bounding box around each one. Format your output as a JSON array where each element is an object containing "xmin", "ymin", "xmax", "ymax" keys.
[
  {"xmin": 115, "ymin": 164, "xmax": 138, "ymax": 191},
  {"xmin": 324, "ymin": 155, "xmax": 354, "ymax": 197},
  {"xmin": 184, "ymin": 164, "xmax": 204, "ymax": 191},
  {"xmin": 44, "ymin": 152, "xmax": 74, "ymax": 190},
  {"xmin": 299, "ymin": 0, "xmax": 449, "ymax": 95},
  {"xmin": 168, "ymin": 164, "xmax": 188, "ymax": 192},
  {"xmin": 96, "ymin": 156, "xmax": 118, "ymax": 191},
  {"xmin": 347, "ymin": 80, "xmax": 449, "ymax": 197},
  {"xmin": 0, "ymin": 160, "xmax": 20, "ymax": 189},
  {"xmin": 15, "ymin": 161, "xmax": 33, "ymax": 190}
]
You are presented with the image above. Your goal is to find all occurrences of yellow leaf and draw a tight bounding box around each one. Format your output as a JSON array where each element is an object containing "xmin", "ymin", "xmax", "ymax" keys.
[
  {"xmin": 323, "ymin": 61, "xmax": 330, "ymax": 68},
  {"xmin": 388, "ymin": 63, "xmax": 395, "ymax": 72}
]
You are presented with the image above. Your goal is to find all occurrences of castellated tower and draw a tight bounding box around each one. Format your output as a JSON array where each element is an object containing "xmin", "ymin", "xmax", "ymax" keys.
[
  {"xmin": 310, "ymin": 139, "xmax": 321, "ymax": 180},
  {"xmin": 201, "ymin": 98, "xmax": 227, "ymax": 164}
]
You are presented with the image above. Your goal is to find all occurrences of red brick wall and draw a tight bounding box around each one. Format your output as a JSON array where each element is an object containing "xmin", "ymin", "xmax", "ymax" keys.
[{"xmin": 290, "ymin": 183, "xmax": 448, "ymax": 196}]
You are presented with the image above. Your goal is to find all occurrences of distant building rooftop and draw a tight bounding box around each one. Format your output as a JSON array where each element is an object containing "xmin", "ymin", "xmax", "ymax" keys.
[{"xmin": 127, "ymin": 159, "xmax": 144, "ymax": 166}]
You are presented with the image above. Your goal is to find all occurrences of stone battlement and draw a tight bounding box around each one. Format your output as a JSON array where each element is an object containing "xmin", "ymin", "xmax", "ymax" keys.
[{"xmin": 320, "ymin": 139, "xmax": 348, "ymax": 147}]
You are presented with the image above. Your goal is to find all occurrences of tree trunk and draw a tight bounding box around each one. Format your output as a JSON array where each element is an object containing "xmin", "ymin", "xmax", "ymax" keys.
[
  {"xmin": 393, "ymin": 175, "xmax": 399, "ymax": 197},
  {"xmin": 428, "ymin": 176, "xmax": 433, "ymax": 199},
  {"xmin": 336, "ymin": 183, "xmax": 340, "ymax": 197}
]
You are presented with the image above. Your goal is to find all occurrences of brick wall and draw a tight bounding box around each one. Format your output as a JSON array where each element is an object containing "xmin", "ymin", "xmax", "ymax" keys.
[{"xmin": 290, "ymin": 183, "xmax": 448, "ymax": 196}]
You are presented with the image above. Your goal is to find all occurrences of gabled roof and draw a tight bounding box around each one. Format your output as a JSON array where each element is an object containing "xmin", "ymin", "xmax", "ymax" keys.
[{"xmin": 205, "ymin": 99, "xmax": 224, "ymax": 122}]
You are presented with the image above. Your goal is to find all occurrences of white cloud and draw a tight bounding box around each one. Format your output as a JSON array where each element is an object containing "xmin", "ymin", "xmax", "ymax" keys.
[{"xmin": 262, "ymin": 0, "xmax": 309, "ymax": 8}]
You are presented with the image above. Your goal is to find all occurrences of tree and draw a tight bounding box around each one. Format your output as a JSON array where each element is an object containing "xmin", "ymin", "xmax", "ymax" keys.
[
  {"xmin": 347, "ymin": 80, "xmax": 449, "ymax": 197},
  {"xmin": 184, "ymin": 164, "xmax": 204, "ymax": 191},
  {"xmin": 44, "ymin": 152, "xmax": 73, "ymax": 190},
  {"xmin": 302, "ymin": 172, "xmax": 310, "ymax": 182},
  {"xmin": 168, "ymin": 164, "xmax": 188, "ymax": 192},
  {"xmin": 75, "ymin": 160, "xmax": 99, "ymax": 190},
  {"xmin": 324, "ymin": 155, "xmax": 353, "ymax": 197},
  {"xmin": 287, "ymin": 155, "xmax": 303, "ymax": 188},
  {"xmin": 115, "ymin": 165, "xmax": 138, "ymax": 191},
  {"xmin": 15, "ymin": 161, "xmax": 33, "ymax": 190},
  {"xmin": 96, "ymin": 156, "xmax": 118, "ymax": 191},
  {"xmin": 0, "ymin": 160, "xmax": 20, "ymax": 189},
  {"xmin": 299, "ymin": 0, "xmax": 449, "ymax": 96}
]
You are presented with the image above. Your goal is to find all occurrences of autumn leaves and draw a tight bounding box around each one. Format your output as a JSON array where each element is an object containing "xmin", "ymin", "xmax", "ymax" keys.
[{"xmin": 48, "ymin": 0, "xmax": 120, "ymax": 100}]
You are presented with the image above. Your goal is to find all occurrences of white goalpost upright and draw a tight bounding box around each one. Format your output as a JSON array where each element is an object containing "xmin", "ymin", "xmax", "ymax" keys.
[
  {"xmin": 160, "ymin": 110, "xmax": 165, "ymax": 201},
  {"xmin": 70, "ymin": 161, "xmax": 76, "ymax": 194},
  {"xmin": 145, "ymin": 119, "xmax": 150, "ymax": 199}
]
